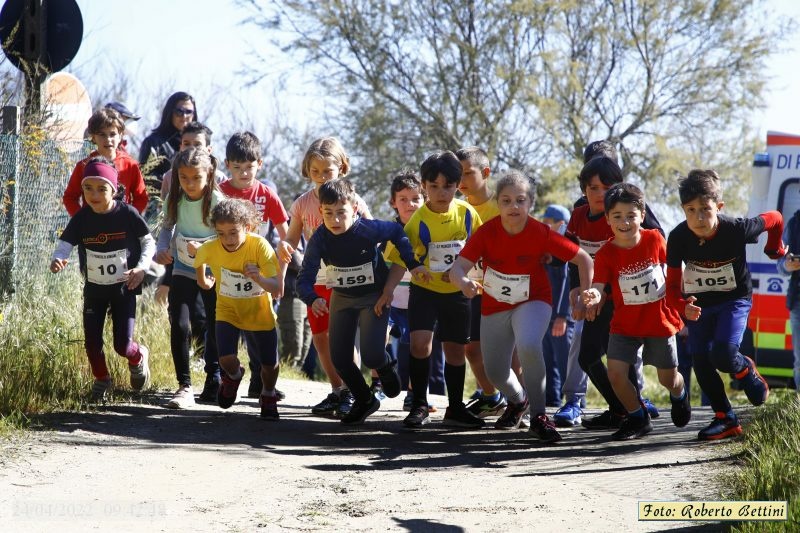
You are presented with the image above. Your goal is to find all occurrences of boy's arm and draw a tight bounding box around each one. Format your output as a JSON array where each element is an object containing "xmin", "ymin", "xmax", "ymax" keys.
[
  {"xmin": 760, "ymin": 211, "xmax": 787, "ymax": 259},
  {"xmin": 279, "ymin": 217, "xmax": 303, "ymax": 263},
  {"xmin": 50, "ymin": 240, "xmax": 74, "ymax": 273},
  {"xmin": 129, "ymin": 164, "xmax": 149, "ymax": 214},
  {"xmin": 63, "ymin": 163, "xmax": 84, "ymax": 216},
  {"xmin": 374, "ymin": 263, "xmax": 407, "ymax": 316},
  {"xmin": 385, "ymin": 221, "xmax": 423, "ymax": 271},
  {"xmin": 296, "ymin": 235, "xmax": 324, "ymax": 306}
]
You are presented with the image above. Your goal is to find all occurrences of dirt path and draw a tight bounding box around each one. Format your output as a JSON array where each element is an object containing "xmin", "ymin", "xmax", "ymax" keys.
[{"xmin": 0, "ymin": 379, "xmax": 734, "ymax": 532}]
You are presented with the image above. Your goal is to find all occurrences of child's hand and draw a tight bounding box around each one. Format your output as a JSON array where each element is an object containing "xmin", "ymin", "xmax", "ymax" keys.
[
  {"xmin": 186, "ymin": 240, "xmax": 201, "ymax": 257},
  {"xmin": 569, "ymin": 288, "xmax": 586, "ymax": 321},
  {"xmin": 765, "ymin": 243, "xmax": 787, "ymax": 260},
  {"xmin": 123, "ymin": 267, "xmax": 145, "ymax": 289},
  {"xmin": 155, "ymin": 284, "xmax": 169, "ymax": 306},
  {"xmin": 459, "ymin": 278, "xmax": 482, "ymax": 299},
  {"xmin": 50, "ymin": 258, "xmax": 68, "ymax": 273},
  {"xmin": 155, "ymin": 249, "xmax": 173, "ymax": 265},
  {"xmin": 582, "ymin": 288, "xmax": 601, "ymax": 307},
  {"xmin": 197, "ymin": 274, "xmax": 215, "ymax": 290},
  {"xmin": 785, "ymin": 253, "xmax": 800, "ymax": 272},
  {"xmin": 374, "ymin": 291, "xmax": 393, "ymax": 317},
  {"xmin": 243, "ymin": 262, "xmax": 261, "ymax": 281},
  {"xmin": 278, "ymin": 241, "xmax": 295, "ymax": 264},
  {"xmin": 684, "ymin": 296, "xmax": 702, "ymax": 321},
  {"xmin": 311, "ymin": 297, "xmax": 329, "ymax": 317},
  {"xmin": 411, "ymin": 266, "xmax": 432, "ymax": 284},
  {"xmin": 551, "ymin": 316, "xmax": 567, "ymax": 337},
  {"xmin": 540, "ymin": 253, "xmax": 553, "ymax": 265}
]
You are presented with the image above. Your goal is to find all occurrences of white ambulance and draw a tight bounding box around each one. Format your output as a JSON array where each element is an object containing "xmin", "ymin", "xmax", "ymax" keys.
[{"xmin": 744, "ymin": 131, "xmax": 800, "ymax": 387}]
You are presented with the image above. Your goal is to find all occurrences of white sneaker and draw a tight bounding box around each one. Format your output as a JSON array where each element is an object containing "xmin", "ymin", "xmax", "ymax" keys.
[
  {"xmin": 91, "ymin": 378, "xmax": 113, "ymax": 403},
  {"xmin": 129, "ymin": 344, "xmax": 151, "ymax": 391},
  {"xmin": 167, "ymin": 385, "xmax": 195, "ymax": 409}
]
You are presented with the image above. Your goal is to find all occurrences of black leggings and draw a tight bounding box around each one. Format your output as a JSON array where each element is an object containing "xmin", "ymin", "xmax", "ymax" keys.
[{"xmin": 168, "ymin": 275, "xmax": 219, "ymax": 386}]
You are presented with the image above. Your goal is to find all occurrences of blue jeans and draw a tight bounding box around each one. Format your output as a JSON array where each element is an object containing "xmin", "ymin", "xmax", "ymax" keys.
[
  {"xmin": 542, "ymin": 319, "xmax": 574, "ymax": 405},
  {"xmin": 686, "ymin": 298, "xmax": 751, "ymax": 413},
  {"xmin": 789, "ymin": 301, "xmax": 800, "ymax": 389}
]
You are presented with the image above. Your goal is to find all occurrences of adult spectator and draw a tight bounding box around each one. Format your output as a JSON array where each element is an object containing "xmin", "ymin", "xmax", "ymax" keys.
[{"xmin": 138, "ymin": 91, "xmax": 198, "ymax": 180}]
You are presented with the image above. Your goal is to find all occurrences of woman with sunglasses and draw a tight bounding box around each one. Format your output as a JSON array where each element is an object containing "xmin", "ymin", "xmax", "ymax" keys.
[{"xmin": 138, "ymin": 91, "xmax": 198, "ymax": 180}]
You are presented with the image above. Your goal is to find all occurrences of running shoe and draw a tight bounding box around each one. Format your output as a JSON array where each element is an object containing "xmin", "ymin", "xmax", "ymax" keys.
[
  {"xmin": 247, "ymin": 374, "xmax": 263, "ymax": 399},
  {"xmin": 670, "ymin": 388, "xmax": 692, "ymax": 428},
  {"xmin": 341, "ymin": 395, "xmax": 380, "ymax": 425},
  {"xmin": 90, "ymin": 378, "xmax": 112, "ymax": 403},
  {"xmin": 612, "ymin": 414, "xmax": 653, "ymax": 440},
  {"xmin": 166, "ymin": 385, "xmax": 195, "ymax": 409},
  {"xmin": 466, "ymin": 391, "xmax": 507, "ymax": 418},
  {"xmin": 311, "ymin": 392, "xmax": 340, "ymax": 415},
  {"xmin": 735, "ymin": 356, "xmax": 770, "ymax": 406},
  {"xmin": 259, "ymin": 394, "xmax": 279, "ymax": 420},
  {"xmin": 442, "ymin": 404, "xmax": 486, "ymax": 428},
  {"xmin": 217, "ymin": 366, "xmax": 244, "ymax": 409},
  {"xmin": 698, "ymin": 411, "xmax": 742, "ymax": 441},
  {"xmin": 336, "ymin": 389, "xmax": 355, "ymax": 418},
  {"xmin": 581, "ymin": 410, "xmax": 625, "ymax": 430},
  {"xmin": 198, "ymin": 374, "xmax": 220, "ymax": 402},
  {"xmin": 495, "ymin": 398, "xmax": 530, "ymax": 430},
  {"xmin": 403, "ymin": 392, "xmax": 437, "ymax": 413},
  {"xmin": 642, "ymin": 398, "xmax": 660, "ymax": 419},
  {"xmin": 553, "ymin": 401, "xmax": 582, "ymax": 427},
  {"xmin": 370, "ymin": 382, "xmax": 387, "ymax": 401},
  {"xmin": 403, "ymin": 403, "xmax": 430, "ymax": 428},
  {"xmin": 529, "ymin": 414, "xmax": 562, "ymax": 443},
  {"xmin": 128, "ymin": 344, "xmax": 150, "ymax": 391}
]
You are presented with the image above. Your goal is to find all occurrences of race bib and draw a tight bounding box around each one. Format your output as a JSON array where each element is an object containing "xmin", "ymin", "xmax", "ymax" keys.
[
  {"xmin": 176, "ymin": 234, "xmax": 213, "ymax": 267},
  {"xmin": 618, "ymin": 264, "xmax": 666, "ymax": 305},
  {"xmin": 219, "ymin": 268, "xmax": 264, "ymax": 299},
  {"xmin": 325, "ymin": 262, "xmax": 375, "ymax": 288},
  {"xmin": 682, "ymin": 262, "xmax": 736, "ymax": 294},
  {"xmin": 482, "ymin": 267, "xmax": 530, "ymax": 305},
  {"xmin": 257, "ymin": 222, "xmax": 270, "ymax": 238},
  {"xmin": 86, "ymin": 249, "xmax": 128, "ymax": 285},
  {"xmin": 428, "ymin": 240, "xmax": 464, "ymax": 273},
  {"xmin": 578, "ymin": 239, "xmax": 605, "ymax": 258}
]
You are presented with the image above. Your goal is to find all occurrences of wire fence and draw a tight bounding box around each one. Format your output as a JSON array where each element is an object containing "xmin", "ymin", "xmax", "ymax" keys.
[{"xmin": 0, "ymin": 129, "xmax": 92, "ymax": 295}]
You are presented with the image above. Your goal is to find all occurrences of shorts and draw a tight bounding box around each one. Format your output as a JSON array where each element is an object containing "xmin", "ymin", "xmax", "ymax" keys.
[
  {"xmin": 607, "ymin": 334, "xmax": 678, "ymax": 369},
  {"xmin": 216, "ymin": 321, "xmax": 278, "ymax": 366},
  {"xmin": 408, "ymin": 284, "xmax": 470, "ymax": 344},
  {"xmin": 469, "ymin": 294, "xmax": 482, "ymax": 341},
  {"xmin": 307, "ymin": 284, "xmax": 333, "ymax": 335}
]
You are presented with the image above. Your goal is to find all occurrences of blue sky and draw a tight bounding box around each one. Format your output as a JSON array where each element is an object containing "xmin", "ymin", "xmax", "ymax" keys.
[{"xmin": 61, "ymin": 0, "xmax": 800, "ymax": 143}]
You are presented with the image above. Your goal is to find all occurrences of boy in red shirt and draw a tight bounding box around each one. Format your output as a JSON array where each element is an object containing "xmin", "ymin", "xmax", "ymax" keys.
[
  {"xmin": 63, "ymin": 108, "xmax": 148, "ymax": 216},
  {"xmin": 583, "ymin": 183, "xmax": 691, "ymax": 440}
]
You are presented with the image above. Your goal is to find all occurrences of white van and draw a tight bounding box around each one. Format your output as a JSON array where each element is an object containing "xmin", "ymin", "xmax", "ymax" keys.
[{"xmin": 744, "ymin": 131, "xmax": 800, "ymax": 386}]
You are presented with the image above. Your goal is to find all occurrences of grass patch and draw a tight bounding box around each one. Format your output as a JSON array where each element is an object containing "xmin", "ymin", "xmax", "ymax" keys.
[
  {"xmin": 720, "ymin": 392, "xmax": 800, "ymax": 532},
  {"xmin": 0, "ymin": 269, "xmax": 318, "ymax": 421}
]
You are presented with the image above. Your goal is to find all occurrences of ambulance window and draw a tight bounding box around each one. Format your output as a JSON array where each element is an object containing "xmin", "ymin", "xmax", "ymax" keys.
[{"xmin": 778, "ymin": 178, "xmax": 800, "ymax": 216}]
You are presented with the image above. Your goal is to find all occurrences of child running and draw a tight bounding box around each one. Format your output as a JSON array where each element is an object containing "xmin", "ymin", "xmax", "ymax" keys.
[
  {"xmin": 194, "ymin": 199, "xmax": 283, "ymax": 418},
  {"xmin": 582, "ymin": 183, "xmax": 691, "ymax": 440},
  {"xmin": 455, "ymin": 147, "xmax": 507, "ymax": 418},
  {"xmin": 296, "ymin": 179, "xmax": 427, "ymax": 424},
  {"xmin": 566, "ymin": 155, "xmax": 663, "ymax": 430},
  {"xmin": 278, "ymin": 137, "xmax": 372, "ymax": 418},
  {"xmin": 387, "ymin": 150, "xmax": 484, "ymax": 429},
  {"xmin": 156, "ymin": 147, "xmax": 224, "ymax": 409},
  {"xmin": 450, "ymin": 170, "xmax": 593, "ymax": 442},
  {"xmin": 384, "ymin": 171, "xmax": 446, "ymax": 410},
  {"xmin": 51, "ymin": 157, "xmax": 153, "ymax": 401},
  {"xmin": 666, "ymin": 169, "xmax": 784, "ymax": 440},
  {"xmin": 63, "ymin": 108, "xmax": 148, "ymax": 216}
]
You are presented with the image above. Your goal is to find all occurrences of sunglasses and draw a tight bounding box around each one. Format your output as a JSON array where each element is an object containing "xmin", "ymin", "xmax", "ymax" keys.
[{"xmin": 173, "ymin": 107, "xmax": 194, "ymax": 116}]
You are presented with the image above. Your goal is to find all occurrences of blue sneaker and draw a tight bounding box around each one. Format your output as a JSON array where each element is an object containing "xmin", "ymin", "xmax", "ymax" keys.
[
  {"xmin": 642, "ymin": 398, "xmax": 660, "ymax": 419},
  {"xmin": 370, "ymin": 382, "xmax": 387, "ymax": 401},
  {"xmin": 468, "ymin": 389, "xmax": 483, "ymax": 401},
  {"xmin": 735, "ymin": 356, "xmax": 770, "ymax": 406},
  {"xmin": 553, "ymin": 401, "xmax": 582, "ymax": 427}
]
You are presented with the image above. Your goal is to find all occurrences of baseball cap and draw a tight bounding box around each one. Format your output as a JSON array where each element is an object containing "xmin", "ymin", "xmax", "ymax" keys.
[
  {"xmin": 543, "ymin": 204, "xmax": 570, "ymax": 223},
  {"xmin": 105, "ymin": 101, "xmax": 140, "ymax": 121}
]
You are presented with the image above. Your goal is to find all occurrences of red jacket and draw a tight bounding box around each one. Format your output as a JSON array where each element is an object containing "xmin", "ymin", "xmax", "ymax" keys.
[{"xmin": 63, "ymin": 150, "xmax": 148, "ymax": 216}]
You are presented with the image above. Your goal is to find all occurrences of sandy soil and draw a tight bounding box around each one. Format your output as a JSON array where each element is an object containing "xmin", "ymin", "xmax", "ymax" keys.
[{"xmin": 0, "ymin": 378, "xmax": 735, "ymax": 532}]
